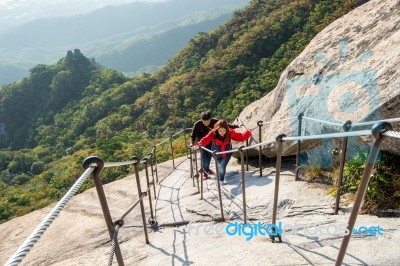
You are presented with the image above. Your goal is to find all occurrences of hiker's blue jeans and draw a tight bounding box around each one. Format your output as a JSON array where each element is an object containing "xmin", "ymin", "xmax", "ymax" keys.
[
  {"xmin": 201, "ymin": 148, "xmax": 212, "ymax": 173},
  {"xmin": 217, "ymin": 154, "xmax": 232, "ymax": 181}
]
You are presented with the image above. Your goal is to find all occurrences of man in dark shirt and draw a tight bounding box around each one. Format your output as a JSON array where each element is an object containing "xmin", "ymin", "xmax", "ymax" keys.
[{"xmin": 190, "ymin": 110, "xmax": 238, "ymax": 179}]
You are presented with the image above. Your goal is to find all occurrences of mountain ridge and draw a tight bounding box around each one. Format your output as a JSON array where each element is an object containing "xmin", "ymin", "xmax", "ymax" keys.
[
  {"xmin": 0, "ymin": 0, "xmax": 163, "ymax": 34},
  {"xmin": 0, "ymin": 0, "xmax": 250, "ymax": 85}
]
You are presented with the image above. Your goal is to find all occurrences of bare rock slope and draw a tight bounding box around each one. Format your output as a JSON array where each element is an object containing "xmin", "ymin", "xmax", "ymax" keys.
[
  {"xmin": 1, "ymin": 157, "xmax": 399, "ymax": 265},
  {"xmin": 238, "ymin": 0, "xmax": 400, "ymax": 157}
]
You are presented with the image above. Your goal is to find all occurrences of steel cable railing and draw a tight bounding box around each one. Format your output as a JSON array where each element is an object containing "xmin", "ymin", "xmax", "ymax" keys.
[
  {"xmin": 236, "ymin": 116, "xmax": 258, "ymax": 140},
  {"xmin": 119, "ymin": 190, "xmax": 148, "ymax": 221},
  {"xmin": 352, "ymin": 117, "xmax": 400, "ymax": 127},
  {"xmin": 242, "ymin": 139, "xmax": 275, "ymax": 151},
  {"xmin": 5, "ymin": 165, "xmax": 96, "ymax": 266},
  {"xmin": 282, "ymin": 130, "xmax": 371, "ymax": 141},
  {"xmin": 195, "ymin": 117, "xmax": 399, "ymax": 266},
  {"xmin": 6, "ymin": 114, "xmax": 400, "ymax": 266},
  {"xmin": 155, "ymin": 137, "xmax": 170, "ymax": 147},
  {"xmin": 104, "ymin": 160, "xmax": 135, "ymax": 168},
  {"xmin": 88, "ymin": 118, "xmax": 400, "ymax": 265},
  {"xmin": 244, "ymin": 117, "xmax": 297, "ymax": 132},
  {"xmin": 4, "ymin": 125, "xmax": 188, "ymax": 265},
  {"xmin": 302, "ymin": 116, "xmax": 344, "ymax": 127},
  {"xmin": 383, "ymin": 130, "xmax": 400, "ymax": 139},
  {"xmin": 199, "ymin": 139, "xmax": 274, "ymax": 156},
  {"xmin": 245, "ymin": 116, "xmax": 300, "ymax": 176},
  {"xmin": 194, "ymin": 118, "xmax": 400, "ymax": 225},
  {"xmin": 259, "ymin": 117, "xmax": 298, "ymax": 126},
  {"xmin": 108, "ymin": 220, "xmax": 123, "ymax": 266}
]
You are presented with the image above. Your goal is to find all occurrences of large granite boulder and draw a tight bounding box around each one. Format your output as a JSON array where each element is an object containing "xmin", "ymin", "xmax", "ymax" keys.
[{"xmin": 237, "ymin": 0, "xmax": 400, "ymax": 161}]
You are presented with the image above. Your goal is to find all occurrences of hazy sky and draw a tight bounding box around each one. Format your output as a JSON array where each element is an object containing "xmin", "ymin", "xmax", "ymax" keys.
[{"xmin": 0, "ymin": 0, "xmax": 166, "ymax": 33}]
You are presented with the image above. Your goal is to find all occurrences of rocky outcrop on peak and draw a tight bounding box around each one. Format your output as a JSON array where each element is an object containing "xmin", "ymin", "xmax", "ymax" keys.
[{"xmin": 238, "ymin": 0, "xmax": 400, "ymax": 159}]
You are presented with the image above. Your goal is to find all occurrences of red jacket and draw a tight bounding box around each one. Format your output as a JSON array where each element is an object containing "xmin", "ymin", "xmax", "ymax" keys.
[{"xmin": 198, "ymin": 129, "xmax": 251, "ymax": 158}]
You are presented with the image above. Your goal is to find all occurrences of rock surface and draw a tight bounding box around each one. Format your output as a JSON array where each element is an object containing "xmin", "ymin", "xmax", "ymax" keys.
[
  {"xmin": 0, "ymin": 156, "xmax": 399, "ymax": 265},
  {"xmin": 238, "ymin": 0, "xmax": 400, "ymax": 158}
]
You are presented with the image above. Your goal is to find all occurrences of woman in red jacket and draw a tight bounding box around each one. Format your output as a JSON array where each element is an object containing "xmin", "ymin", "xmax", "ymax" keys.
[{"xmin": 196, "ymin": 119, "xmax": 251, "ymax": 185}]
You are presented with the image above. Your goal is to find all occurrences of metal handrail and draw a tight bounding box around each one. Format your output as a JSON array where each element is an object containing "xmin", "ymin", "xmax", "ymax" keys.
[
  {"xmin": 190, "ymin": 117, "xmax": 400, "ymax": 265},
  {"xmin": 5, "ymin": 165, "xmax": 96, "ymax": 266},
  {"xmin": 6, "ymin": 115, "xmax": 400, "ymax": 266}
]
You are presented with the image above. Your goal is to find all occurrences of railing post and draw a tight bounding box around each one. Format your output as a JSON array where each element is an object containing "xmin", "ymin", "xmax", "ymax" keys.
[
  {"xmin": 335, "ymin": 120, "xmax": 352, "ymax": 214},
  {"xmin": 130, "ymin": 156, "xmax": 150, "ymax": 244},
  {"xmin": 212, "ymin": 151, "xmax": 225, "ymax": 221},
  {"xmin": 335, "ymin": 122, "xmax": 392, "ymax": 265},
  {"xmin": 271, "ymin": 134, "xmax": 285, "ymax": 243},
  {"xmin": 199, "ymin": 145, "xmax": 204, "ymax": 199},
  {"xmin": 82, "ymin": 156, "xmax": 124, "ymax": 265},
  {"xmin": 238, "ymin": 146, "xmax": 247, "ymax": 224},
  {"xmin": 257, "ymin": 120, "xmax": 263, "ymax": 177},
  {"xmin": 169, "ymin": 135, "xmax": 175, "ymax": 169},
  {"xmin": 148, "ymin": 150, "xmax": 157, "ymax": 200},
  {"xmin": 188, "ymin": 145, "xmax": 195, "ymax": 187},
  {"xmin": 245, "ymin": 139, "xmax": 249, "ymax": 171},
  {"xmin": 295, "ymin": 113, "xmax": 303, "ymax": 181},
  {"xmin": 153, "ymin": 145, "xmax": 159, "ymax": 184},
  {"xmin": 142, "ymin": 157, "xmax": 156, "ymax": 226},
  {"xmin": 183, "ymin": 128, "xmax": 188, "ymax": 157},
  {"xmin": 194, "ymin": 148, "xmax": 200, "ymax": 194}
]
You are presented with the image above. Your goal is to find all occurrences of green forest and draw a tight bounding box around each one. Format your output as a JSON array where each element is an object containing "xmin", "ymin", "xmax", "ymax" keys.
[{"xmin": 3, "ymin": 0, "xmax": 395, "ymax": 224}]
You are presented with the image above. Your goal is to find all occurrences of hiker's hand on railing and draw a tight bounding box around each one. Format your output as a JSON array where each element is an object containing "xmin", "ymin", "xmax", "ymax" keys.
[
  {"xmin": 188, "ymin": 143, "xmax": 198, "ymax": 151},
  {"xmin": 192, "ymin": 145, "xmax": 200, "ymax": 151}
]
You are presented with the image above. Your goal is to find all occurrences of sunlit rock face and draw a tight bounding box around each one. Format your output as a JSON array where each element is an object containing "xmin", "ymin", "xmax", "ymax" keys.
[{"xmin": 238, "ymin": 0, "xmax": 400, "ymax": 160}]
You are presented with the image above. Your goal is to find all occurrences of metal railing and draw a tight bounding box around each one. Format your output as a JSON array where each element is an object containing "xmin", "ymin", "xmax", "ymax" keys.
[
  {"xmin": 5, "ymin": 166, "xmax": 96, "ymax": 266},
  {"xmin": 5, "ymin": 127, "xmax": 191, "ymax": 266},
  {"xmin": 190, "ymin": 116, "xmax": 399, "ymax": 265},
  {"xmin": 6, "ymin": 115, "xmax": 400, "ymax": 266}
]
